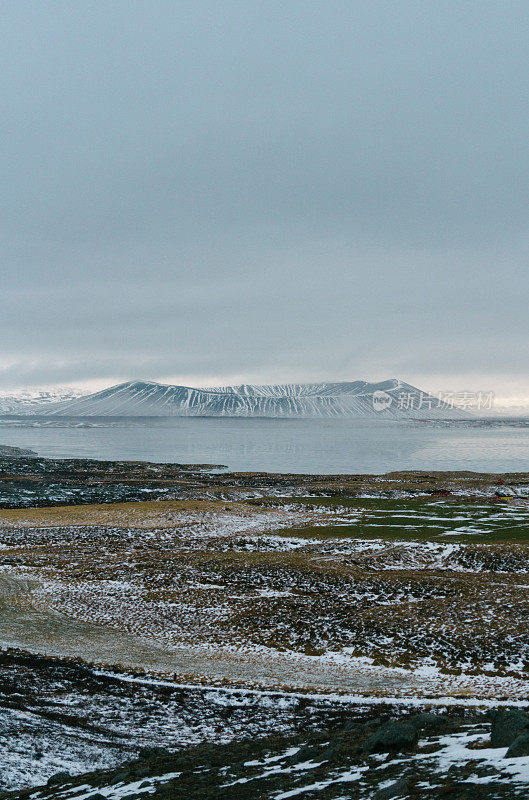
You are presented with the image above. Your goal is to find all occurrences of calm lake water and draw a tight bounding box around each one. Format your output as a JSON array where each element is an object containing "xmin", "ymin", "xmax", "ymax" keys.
[{"xmin": 0, "ymin": 417, "xmax": 528, "ymax": 474}]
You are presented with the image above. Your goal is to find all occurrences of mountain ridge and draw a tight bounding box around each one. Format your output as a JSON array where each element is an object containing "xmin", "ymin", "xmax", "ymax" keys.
[
  {"xmin": 0, "ymin": 388, "xmax": 87, "ymax": 416},
  {"xmin": 6, "ymin": 378, "xmax": 468, "ymax": 418}
]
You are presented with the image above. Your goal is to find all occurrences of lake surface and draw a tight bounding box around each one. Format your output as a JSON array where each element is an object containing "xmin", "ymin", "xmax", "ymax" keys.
[{"xmin": 0, "ymin": 416, "xmax": 528, "ymax": 474}]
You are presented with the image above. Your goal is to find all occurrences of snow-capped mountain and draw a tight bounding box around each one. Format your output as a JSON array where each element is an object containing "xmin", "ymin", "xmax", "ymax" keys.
[
  {"xmin": 0, "ymin": 388, "xmax": 88, "ymax": 415},
  {"xmin": 19, "ymin": 379, "xmax": 467, "ymax": 418}
]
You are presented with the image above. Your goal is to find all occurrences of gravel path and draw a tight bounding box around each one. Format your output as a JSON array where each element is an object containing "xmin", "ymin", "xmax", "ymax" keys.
[{"xmin": 0, "ymin": 573, "xmax": 410, "ymax": 693}]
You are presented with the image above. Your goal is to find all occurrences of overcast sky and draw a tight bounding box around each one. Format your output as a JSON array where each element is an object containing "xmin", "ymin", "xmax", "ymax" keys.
[{"xmin": 2, "ymin": 1, "xmax": 529, "ymax": 402}]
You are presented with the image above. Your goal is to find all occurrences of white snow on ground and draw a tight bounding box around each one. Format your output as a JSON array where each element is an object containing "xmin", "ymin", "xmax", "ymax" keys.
[
  {"xmin": 244, "ymin": 747, "xmax": 301, "ymax": 767},
  {"xmin": 94, "ymin": 669, "xmax": 529, "ymax": 710},
  {"xmin": 273, "ymin": 768, "xmax": 369, "ymax": 798},
  {"xmin": 13, "ymin": 688, "xmax": 529, "ymax": 798},
  {"xmin": 0, "ymin": 706, "xmax": 122, "ymax": 791},
  {"xmin": 428, "ymin": 730, "xmax": 529, "ymax": 781},
  {"xmin": 4, "ymin": 496, "xmax": 529, "ymax": 791},
  {"xmin": 263, "ymin": 729, "xmax": 529, "ymax": 797},
  {"xmin": 29, "ymin": 772, "xmax": 182, "ymax": 800},
  {"xmin": 25, "ymin": 720, "xmax": 529, "ymax": 798},
  {"xmin": 225, "ymin": 758, "xmax": 328, "ymax": 787}
]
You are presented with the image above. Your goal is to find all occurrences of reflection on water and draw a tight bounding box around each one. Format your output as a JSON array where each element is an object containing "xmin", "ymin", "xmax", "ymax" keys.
[{"xmin": 0, "ymin": 417, "xmax": 528, "ymax": 474}]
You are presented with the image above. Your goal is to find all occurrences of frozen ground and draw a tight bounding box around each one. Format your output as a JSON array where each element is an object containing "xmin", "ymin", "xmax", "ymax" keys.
[
  {"xmin": 3, "ymin": 674, "xmax": 529, "ymax": 800},
  {"xmin": 1, "ymin": 495, "xmax": 529, "ymax": 697},
  {"xmin": 0, "ymin": 649, "xmax": 359, "ymax": 791},
  {"xmin": 1, "ymin": 462, "xmax": 529, "ymax": 796}
]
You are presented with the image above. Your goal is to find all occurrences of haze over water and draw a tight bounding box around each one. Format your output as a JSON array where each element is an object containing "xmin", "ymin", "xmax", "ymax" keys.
[{"xmin": 0, "ymin": 417, "xmax": 527, "ymax": 474}]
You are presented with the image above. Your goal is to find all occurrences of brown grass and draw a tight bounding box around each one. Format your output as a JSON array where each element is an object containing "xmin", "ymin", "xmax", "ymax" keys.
[{"xmin": 0, "ymin": 499, "xmax": 273, "ymax": 529}]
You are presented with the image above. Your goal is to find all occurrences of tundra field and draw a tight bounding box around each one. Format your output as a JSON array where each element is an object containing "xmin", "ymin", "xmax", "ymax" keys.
[{"xmin": 2, "ymin": 454, "xmax": 529, "ymax": 797}]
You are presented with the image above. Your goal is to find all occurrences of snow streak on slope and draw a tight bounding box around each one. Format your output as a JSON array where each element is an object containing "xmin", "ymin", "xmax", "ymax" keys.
[{"xmin": 29, "ymin": 379, "xmax": 467, "ymax": 418}]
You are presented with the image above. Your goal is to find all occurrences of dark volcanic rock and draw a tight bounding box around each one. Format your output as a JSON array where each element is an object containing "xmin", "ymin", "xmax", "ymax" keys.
[
  {"xmin": 491, "ymin": 709, "xmax": 529, "ymax": 747},
  {"xmin": 47, "ymin": 771, "xmax": 71, "ymax": 785},
  {"xmin": 139, "ymin": 746, "xmax": 172, "ymax": 760},
  {"xmin": 363, "ymin": 720, "xmax": 418, "ymax": 754},
  {"xmin": 373, "ymin": 771, "xmax": 412, "ymax": 800},
  {"xmin": 407, "ymin": 712, "xmax": 453, "ymax": 732},
  {"xmin": 506, "ymin": 731, "xmax": 529, "ymax": 758}
]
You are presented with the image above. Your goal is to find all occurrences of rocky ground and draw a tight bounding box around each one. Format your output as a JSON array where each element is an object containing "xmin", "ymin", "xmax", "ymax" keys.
[
  {"xmin": 1, "ymin": 451, "xmax": 528, "ymax": 508},
  {"xmin": 1, "ymin": 454, "xmax": 529, "ymax": 796},
  {"xmin": 1, "ymin": 653, "xmax": 529, "ymax": 799}
]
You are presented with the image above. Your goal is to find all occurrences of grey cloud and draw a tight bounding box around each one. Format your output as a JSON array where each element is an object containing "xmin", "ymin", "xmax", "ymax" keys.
[{"xmin": 1, "ymin": 1, "xmax": 529, "ymax": 393}]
